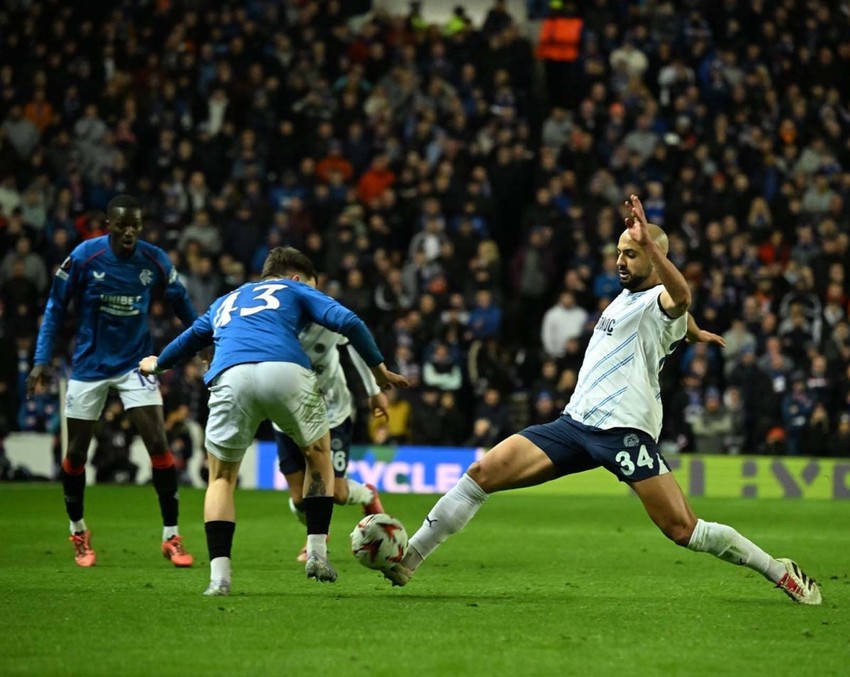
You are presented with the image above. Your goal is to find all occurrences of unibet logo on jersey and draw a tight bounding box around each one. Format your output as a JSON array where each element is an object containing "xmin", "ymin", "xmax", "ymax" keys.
[{"xmin": 100, "ymin": 294, "xmax": 143, "ymax": 316}]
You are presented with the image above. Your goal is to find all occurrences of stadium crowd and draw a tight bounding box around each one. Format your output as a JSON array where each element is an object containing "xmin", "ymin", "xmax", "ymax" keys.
[{"xmin": 1, "ymin": 0, "xmax": 850, "ymax": 481}]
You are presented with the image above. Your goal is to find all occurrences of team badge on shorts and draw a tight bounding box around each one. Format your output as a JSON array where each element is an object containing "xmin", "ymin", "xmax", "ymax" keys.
[
  {"xmin": 139, "ymin": 269, "xmax": 154, "ymax": 286},
  {"xmin": 623, "ymin": 433, "xmax": 640, "ymax": 448}
]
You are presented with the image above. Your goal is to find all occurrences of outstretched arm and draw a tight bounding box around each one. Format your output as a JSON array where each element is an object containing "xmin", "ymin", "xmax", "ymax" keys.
[
  {"xmin": 298, "ymin": 284, "xmax": 410, "ymax": 390},
  {"xmin": 686, "ymin": 314, "xmax": 726, "ymax": 347},
  {"xmin": 625, "ymin": 194, "xmax": 691, "ymax": 318},
  {"xmin": 139, "ymin": 311, "xmax": 214, "ymax": 375},
  {"xmin": 345, "ymin": 343, "xmax": 390, "ymax": 419}
]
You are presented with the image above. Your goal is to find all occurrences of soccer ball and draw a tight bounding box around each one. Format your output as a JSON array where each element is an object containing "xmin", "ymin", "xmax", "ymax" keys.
[{"xmin": 350, "ymin": 513, "xmax": 409, "ymax": 570}]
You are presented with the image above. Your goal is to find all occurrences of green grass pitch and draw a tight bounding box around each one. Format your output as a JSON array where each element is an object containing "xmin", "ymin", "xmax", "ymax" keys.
[{"xmin": 1, "ymin": 484, "xmax": 848, "ymax": 676}]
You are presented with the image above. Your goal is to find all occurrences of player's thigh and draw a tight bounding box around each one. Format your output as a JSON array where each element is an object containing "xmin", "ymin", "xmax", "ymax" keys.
[
  {"xmin": 630, "ymin": 473, "xmax": 697, "ymax": 544},
  {"xmin": 205, "ymin": 365, "xmax": 263, "ymax": 464},
  {"xmin": 65, "ymin": 378, "xmax": 111, "ymax": 422},
  {"xmin": 125, "ymin": 405, "xmax": 168, "ymax": 454},
  {"xmin": 586, "ymin": 426, "xmax": 672, "ymax": 484},
  {"xmin": 469, "ymin": 433, "xmax": 564, "ymax": 493},
  {"xmin": 259, "ymin": 363, "xmax": 330, "ymax": 449},
  {"xmin": 484, "ymin": 414, "xmax": 601, "ymax": 493},
  {"xmin": 65, "ymin": 418, "xmax": 97, "ymax": 461}
]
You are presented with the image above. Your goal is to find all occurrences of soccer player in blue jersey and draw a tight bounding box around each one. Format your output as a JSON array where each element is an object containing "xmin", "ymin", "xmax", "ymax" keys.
[
  {"xmin": 27, "ymin": 195, "xmax": 198, "ymax": 568},
  {"xmin": 383, "ymin": 195, "xmax": 822, "ymax": 605},
  {"xmin": 275, "ymin": 269, "xmax": 389, "ymax": 564},
  {"xmin": 138, "ymin": 247, "xmax": 409, "ymax": 595}
]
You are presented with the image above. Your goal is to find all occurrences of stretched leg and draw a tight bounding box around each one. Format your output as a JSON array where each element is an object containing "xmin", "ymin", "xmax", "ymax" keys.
[
  {"xmin": 129, "ymin": 405, "xmax": 193, "ymax": 566},
  {"xmin": 631, "ymin": 473, "xmax": 821, "ymax": 604},
  {"xmin": 393, "ymin": 434, "xmax": 560, "ymax": 583},
  {"xmin": 299, "ymin": 432, "xmax": 337, "ymax": 581},
  {"xmin": 63, "ymin": 418, "xmax": 97, "ymax": 566},
  {"xmin": 203, "ymin": 452, "xmax": 241, "ymax": 596}
]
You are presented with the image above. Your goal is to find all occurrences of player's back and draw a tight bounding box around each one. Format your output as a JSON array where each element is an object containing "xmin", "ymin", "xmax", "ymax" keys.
[{"xmin": 204, "ymin": 279, "xmax": 361, "ymax": 384}]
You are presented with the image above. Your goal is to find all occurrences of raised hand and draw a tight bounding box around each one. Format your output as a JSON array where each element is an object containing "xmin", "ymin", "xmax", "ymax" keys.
[{"xmin": 624, "ymin": 194, "xmax": 650, "ymax": 246}]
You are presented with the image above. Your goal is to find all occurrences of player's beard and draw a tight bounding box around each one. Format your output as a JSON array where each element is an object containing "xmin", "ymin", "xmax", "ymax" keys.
[{"xmin": 618, "ymin": 268, "xmax": 650, "ymax": 291}]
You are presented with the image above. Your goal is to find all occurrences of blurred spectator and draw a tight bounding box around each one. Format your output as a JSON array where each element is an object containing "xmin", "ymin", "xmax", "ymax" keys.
[
  {"xmin": 465, "ymin": 417, "xmax": 500, "ymax": 448},
  {"xmin": 368, "ymin": 389, "xmax": 412, "ymax": 444},
  {"xmin": 467, "ymin": 290, "xmax": 502, "ymax": 341},
  {"xmin": 782, "ymin": 374, "xmax": 815, "ymax": 456},
  {"xmin": 184, "ymin": 255, "xmax": 222, "ymax": 314},
  {"xmin": 423, "ymin": 342, "xmax": 463, "ymax": 392},
  {"xmin": 687, "ymin": 388, "xmax": 734, "ymax": 454},
  {"xmin": 541, "ymin": 291, "xmax": 588, "ymax": 359},
  {"xmin": 827, "ymin": 413, "xmax": 850, "ymax": 458}
]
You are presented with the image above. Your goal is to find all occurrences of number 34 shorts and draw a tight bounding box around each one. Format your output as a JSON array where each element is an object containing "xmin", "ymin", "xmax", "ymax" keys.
[
  {"xmin": 205, "ymin": 362, "xmax": 329, "ymax": 463},
  {"xmin": 519, "ymin": 414, "xmax": 671, "ymax": 483}
]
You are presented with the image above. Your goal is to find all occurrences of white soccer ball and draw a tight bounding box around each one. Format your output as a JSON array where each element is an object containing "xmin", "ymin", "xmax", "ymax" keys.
[{"xmin": 350, "ymin": 513, "xmax": 409, "ymax": 570}]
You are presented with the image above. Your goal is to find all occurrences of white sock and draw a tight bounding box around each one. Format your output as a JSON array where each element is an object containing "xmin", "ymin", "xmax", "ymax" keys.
[
  {"xmin": 162, "ymin": 525, "xmax": 179, "ymax": 541},
  {"xmin": 345, "ymin": 479, "xmax": 374, "ymax": 505},
  {"xmin": 289, "ymin": 497, "xmax": 307, "ymax": 526},
  {"xmin": 687, "ymin": 519, "xmax": 786, "ymax": 583},
  {"xmin": 406, "ymin": 474, "xmax": 488, "ymax": 570},
  {"xmin": 70, "ymin": 519, "xmax": 87, "ymax": 534},
  {"xmin": 210, "ymin": 556, "xmax": 231, "ymax": 582},
  {"xmin": 306, "ymin": 534, "xmax": 327, "ymax": 559}
]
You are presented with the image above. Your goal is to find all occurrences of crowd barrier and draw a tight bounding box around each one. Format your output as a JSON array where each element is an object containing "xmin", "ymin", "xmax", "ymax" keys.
[{"xmin": 5, "ymin": 434, "xmax": 849, "ymax": 499}]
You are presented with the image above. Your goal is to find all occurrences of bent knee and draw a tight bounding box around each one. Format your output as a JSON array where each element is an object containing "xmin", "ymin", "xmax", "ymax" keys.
[
  {"xmin": 466, "ymin": 461, "xmax": 496, "ymax": 494},
  {"xmin": 301, "ymin": 442, "xmax": 329, "ymax": 460}
]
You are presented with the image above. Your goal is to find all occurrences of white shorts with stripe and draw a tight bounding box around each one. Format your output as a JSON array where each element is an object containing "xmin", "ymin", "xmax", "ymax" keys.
[
  {"xmin": 205, "ymin": 362, "xmax": 328, "ymax": 463},
  {"xmin": 65, "ymin": 369, "xmax": 163, "ymax": 420}
]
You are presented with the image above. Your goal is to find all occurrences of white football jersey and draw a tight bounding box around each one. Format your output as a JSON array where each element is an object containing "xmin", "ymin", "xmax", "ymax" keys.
[
  {"xmin": 564, "ymin": 285, "xmax": 687, "ymax": 440},
  {"xmin": 273, "ymin": 323, "xmax": 380, "ymax": 432}
]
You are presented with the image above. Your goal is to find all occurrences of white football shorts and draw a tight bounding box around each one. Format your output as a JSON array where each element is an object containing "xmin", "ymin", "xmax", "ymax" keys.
[
  {"xmin": 65, "ymin": 369, "xmax": 163, "ymax": 420},
  {"xmin": 205, "ymin": 362, "xmax": 329, "ymax": 463}
]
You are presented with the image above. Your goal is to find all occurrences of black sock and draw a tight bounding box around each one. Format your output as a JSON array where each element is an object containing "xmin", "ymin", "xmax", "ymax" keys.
[
  {"xmin": 205, "ymin": 520, "xmax": 236, "ymax": 560},
  {"xmin": 60, "ymin": 462, "xmax": 86, "ymax": 523},
  {"xmin": 152, "ymin": 465, "xmax": 179, "ymax": 528},
  {"xmin": 303, "ymin": 496, "xmax": 334, "ymax": 535}
]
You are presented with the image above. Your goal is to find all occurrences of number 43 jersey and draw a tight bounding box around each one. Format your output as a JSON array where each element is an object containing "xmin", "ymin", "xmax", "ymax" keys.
[
  {"xmin": 564, "ymin": 285, "xmax": 687, "ymax": 441},
  {"xmin": 157, "ymin": 278, "xmax": 385, "ymax": 386}
]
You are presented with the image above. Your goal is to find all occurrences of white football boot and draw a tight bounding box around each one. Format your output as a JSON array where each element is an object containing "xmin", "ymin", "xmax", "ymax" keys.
[{"xmin": 775, "ymin": 559, "xmax": 822, "ymax": 605}]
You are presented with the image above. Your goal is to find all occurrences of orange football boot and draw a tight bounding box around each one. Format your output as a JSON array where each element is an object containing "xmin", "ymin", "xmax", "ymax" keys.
[
  {"xmin": 70, "ymin": 531, "xmax": 96, "ymax": 567},
  {"xmin": 162, "ymin": 535, "xmax": 194, "ymax": 567}
]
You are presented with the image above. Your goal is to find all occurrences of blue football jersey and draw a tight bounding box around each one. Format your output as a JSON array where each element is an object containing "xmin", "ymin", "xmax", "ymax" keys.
[
  {"xmin": 157, "ymin": 279, "xmax": 384, "ymax": 384},
  {"xmin": 34, "ymin": 236, "xmax": 197, "ymax": 381}
]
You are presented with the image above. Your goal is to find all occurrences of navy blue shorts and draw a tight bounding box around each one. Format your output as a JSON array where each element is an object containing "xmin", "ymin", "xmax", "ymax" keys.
[
  {"xmin": 276, "ymin": 418, "xmax": 353, "ymax": 478},
  {"xmin": 518, "ymin": 414, "xmax": 670, "ymax": 483}
]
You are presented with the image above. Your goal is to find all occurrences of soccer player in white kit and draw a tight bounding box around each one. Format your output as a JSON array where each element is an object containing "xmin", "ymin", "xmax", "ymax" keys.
[
  {"xmin": 275, "ymin": 274, "xmax": 389, "ymax": 562},
  {"xmin": 384, "ymin": 195, "xmax": 822, "ymax": 605}
]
